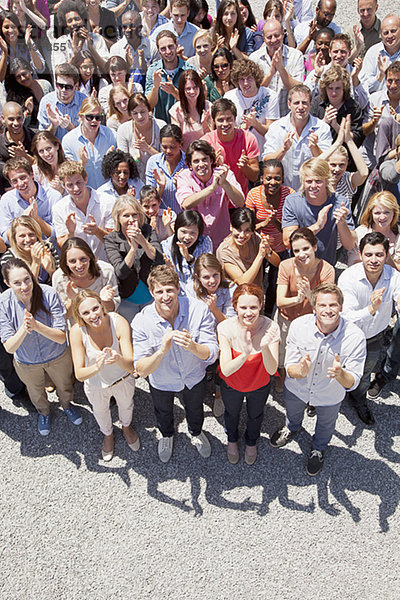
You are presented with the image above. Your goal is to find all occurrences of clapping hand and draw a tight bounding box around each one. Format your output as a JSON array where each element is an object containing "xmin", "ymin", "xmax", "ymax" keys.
[
  {"xmin": 332, "ymin": 201, "xmax": 349, "ymax": 224},
  {"xmin": 66, "ymin": 280, "xmax": 79, "ymax": 299},
  {"xmin": 100, "ymin": 284, "xmax": 115, "ymax": 303},
  {"xmin": 82, "ymin": 214, "xmax": 98, "ymax": 236},
  {"xmin": 237, "ymin": 150, "xmax": 249, "ymax": 170},
  {"xmin": 299, "ymin": 353, "xmax": 312, "ymax": 377},
  {"xmin": 23, "ymin": 309, "xmax": 35, "ymax": 334},
  {"xmin": 327, "ymin": 353, "xmax": 343, "ymax": 379}
]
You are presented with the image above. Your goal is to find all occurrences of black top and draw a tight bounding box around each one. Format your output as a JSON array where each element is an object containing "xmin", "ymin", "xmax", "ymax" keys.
[
  {"xmin": 0, "ymin": 126, "xmax": 36, "ymax": 195},
  {"xmin": 311, "ymin": 96, "xmax": 365, "ymax": 148}
]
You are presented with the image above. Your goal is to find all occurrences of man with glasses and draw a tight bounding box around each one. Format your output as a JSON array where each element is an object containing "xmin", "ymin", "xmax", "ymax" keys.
[
  {"xmin": 38, "ymin": 64, "xmax": 87, "ymax": 142},
  {"xmin": 62, "ymin": 99, "xmax": 116, "ymax": 189},
  {"xmin": 110, "ymin": 11, "xmax": 157, "ymax": 69},
  {"xmin": 146, "ymin": 30, "xmax": 194, "ymax": 123},
  {"xmin": 345, "ymin": 0, "xmax": 381, "ymax": 59},
  {"xmin": 53, "ymin": 0, "xmax": 109, "ymax": 74},
  {"xmin": 53, "ymin": 160, "xmax": 114, "ymax": 261},
  {"xmin": 294, "ymin": 0, "xmax": 341, "ymax": 54},
  {"xmin": 150, "ymin": 0, "xmax": 198, "ymax": 59},
  {"xmin": 249, "ymin": 20, "xmax": 304, "ymax": 117}
]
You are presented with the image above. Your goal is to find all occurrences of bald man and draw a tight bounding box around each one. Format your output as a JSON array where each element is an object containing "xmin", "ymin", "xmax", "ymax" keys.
[
  {"xmin": 0, "ymin": 102, "xmax": 35, "ymax": 195},
  {"xmin": 360, "ymin": 14, "xmax": 400, "ymax": 92},
  {"xmin": 294, "ymin": 0, "xmax": 342, "ymax": 54}
]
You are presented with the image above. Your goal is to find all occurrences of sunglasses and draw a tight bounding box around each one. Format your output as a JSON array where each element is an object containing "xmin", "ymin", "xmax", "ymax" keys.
[
  {"xmin": 214, "ymin": 63, "xmax": 229, "ymax": 70},
  {"xmin": 84, "ymin": 114, "xmax": 102, "ymax": 122},
  {"xmin": 56, "ymin": 82, "xmax": 74, "ymax": 90}
]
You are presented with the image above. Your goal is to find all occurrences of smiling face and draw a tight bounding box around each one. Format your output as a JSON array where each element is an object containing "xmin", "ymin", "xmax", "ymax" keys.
[
  {"xmin": 371, "ymin": 203, "xmax": 394, "ymax": 231},
  {"xmin": 15, "ymin": 67, "xmax": 33, "ymax": 88},
  {"xmin": 66, "ymin": 247, "xmax": 91, "ymax": 279},
  {"xmin": 12, "ymin": 2, "xmax": 24, "ymax": 20},
  {"xmin": 113, "ymin": 91, "xmax": 129, "ymax": 115},
  {"xmin": 157, "ymin": 36, "xmax": 178, "ymax": 69},
  {"xmin": 2, "ymin": 17, "xmax": 19, "ymax": 44},
  {"xmin": 119, "ymin": 204, "xmax": 140, "ymax": 237},
  {"xmin": 35, "ymin": 138, "xmax": 59, "ymax": 166},
  {"xmin": 263, "ymin": 20, "xmax": 283, "ymax": 56},
  {"xmin": 78, "ymin": 296, "xmax": 105, "ymax": 328},
  {"xmin": 314, "ymin": 292, "xmax": 341, "ymax": 334},
  {"xmin": 15, "ymin": 225, "xmax": 38, "ymax": 253},
  {"xmin": 213, "ymin": 56, "xmax": 231, "ymax": 80},
  {"xmin": 65, "ymin": 10, "xmax": 84, "ymax": 33},
  {"xmin": 236, "ymin": 293, "xmax": 262, "ymax": 328},
  {"xmin": 288, "ymin": 92, "xmax": 311, "ymax": 123},
  {"xmin": 195, "ymin": 37, "xmax": 211, "ymax": 58},
  {"xmin": 315, "ymin": 32, "xmax": 332, "ymax": 61},
  {"xmin": 151, "ymin": 282, "xmax": 180, "ymax": 321},
  {"xmin": 110, "ymin": 69, "xmax": 126, "ymax": 85},
  {"xmin": 386, "ymin": 69, "xmax": 400, "ymax": 101},
  {"xmin": 198, "ymin": 266, "xmax": 221, "ymax": 294},
  {"xmin": 2, "ymin": 104, "xmax": 24, "ymax": 136},
  {"xmin": 329, "ymin": 40, "xmax": 350, "ymax": 67},
  {"xmin": 214, "ymin": 110, "xmax": 235, "ymax": 140},
  {"xmin": 160, "ymin": 136, "xmax": 181, "ymax": 163},
  {"xmin": 328, "ymin": 152, "xmax": 348, "ymax": 183},
  {"xmin": 141, "ymin": 196, "xmax": 160, "ymax": 218},
  {"xmin": 63, "ymin": 173, "xmax": 87, "ymax": 203},
  {"xmin": 8, "ymin": 168, "xmax": 36, "ymax": 200},
  {"xmin": 79, "ymin": 57, "xmax": 95, "ymax": 83},
  {"xmin": 111, "ymin": 161, "xmax": 130, "ymax": 192},
  {"xmin": 184, "ymin": 79, "xmax": 200, "ymax": 103},
  {"xmin": 190, "ymin": 150, "xmax": 212, "ymax": 182},
  {"xmin": 7, "ymin": 266, "xmax": 33, "ymax": 304},
  {"xmin": 142, "ymin": 0, "xmax": 160, "ymax": 20},
  {"xmin": 177, "ymin": 224, "xmax": 199, "ymax": 248},
  {"xmin": 316, "ymin": 0, "xmax": 336, "ymax": 28},
  {"xmin": 222, "ymin": 4, "xmax": 237, "ymax": 29},
  {"xmin": 238, "ymin": 74, "xmax": 258, "ymax": 97},
  {"xmin": 262, "ymin": 165, "xmax": 283, "ymax": 196},
  {"xmin": 291, "ymin": 237, "xmax": 317, "ymax": 267},
  {"xmin": 381, "ymin": 16, "xmax": 400, "ymax": 55},
  {"xmin": 358, "ymin": 0, "xmax": 377, "ymax": 29},
  {"xmin": 231, "ymin": 221, "xmax": 253, "ymax": 246},
  {"xmin": 303, "ymin": 176, "xmax": 328, "ymax": 204},
  {"xmin": 361, "ymin": 242, "xmax": 387, "ymax": 278}
]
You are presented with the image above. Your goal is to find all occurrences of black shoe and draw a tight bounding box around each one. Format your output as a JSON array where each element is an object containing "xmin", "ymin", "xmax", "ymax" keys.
[
  {"xmin": 368, "ymin": 373, "xmax": 386, "ymax": 399},
  {"xmin": 306, "ymin": 405, "xmax": 316, "ymax": 417},
  {"xmin": 355, "ymin": 403, "xmax": 375, "ymax": 426},
  {"xmin": 270, "ymin": 426, "xmax": 297, "ymax": 447},
  {"xmin": 12, "ymin": 392, "xmax": 35, "ymax": 413},
  {"xmin": 306, "ymin": 449, "xmax": 325, "ymax": 476}
]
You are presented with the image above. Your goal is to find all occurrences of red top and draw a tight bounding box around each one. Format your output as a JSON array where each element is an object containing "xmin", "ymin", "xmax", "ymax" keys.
[{"xmin": 218, "ymin": 348, "xmax": 270, "ymax": 393}]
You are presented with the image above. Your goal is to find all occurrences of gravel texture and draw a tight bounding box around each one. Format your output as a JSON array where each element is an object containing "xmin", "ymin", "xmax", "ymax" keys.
[{"xmin": 2, "ymin": 1, "xmax": 400, "ymax": 599}]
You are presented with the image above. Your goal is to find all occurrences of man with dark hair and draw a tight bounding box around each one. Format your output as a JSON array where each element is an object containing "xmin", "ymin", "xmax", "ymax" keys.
[
  {"xmin": 145, "ymin": 30, "xmax": 194, "ymax": 123},
  {"xmin": 133, "ymin": 265, "xmax": 219, "ymax": 463},
  {"xmin": 270, "ymin": 283, "xmax": 366, "ymax": 476},
  {"xmin": 338, "ymin": 231, "xmax": 400, "ymax": 425},
  {"xmin": 0, "ymin": 102, "xmax": 35, "ymax": 195},
  {"xmin": 201, "ymin": 98, "xmax": 259, "ymax": 195},
  {"xmin": 175, "ymin": 140, "xmax": 244, "ymax": 250},
  {"xmin": 37, "ymin": 63, "xmax": 87, "ymax": 141},
  {"xmin": 294, "ymin": 0, "xmax": 341, "ymax": 54},
  {"xmin": 53, "ymin": 0, "xmax": 109, "ymax": 74},
  {"xmin": 150, "ymin": 0, "xmax": 198, "ymax": 58},
  {"xmin": 110, "ymin": 10, "xmax": 157, "ymax": 68}
]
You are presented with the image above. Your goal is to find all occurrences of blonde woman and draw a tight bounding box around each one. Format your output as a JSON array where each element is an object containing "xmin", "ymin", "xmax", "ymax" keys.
[
  {"xmin": 70, "ymin": 289, "xmax": 138, "ymax": 461},
  {"xmin": 104, "ymin": 195, "xmax": 163, "ymax": 321},
  {"xmin": 186, "ymin": 30, "xmax": 214, "ymax": 76},
  {"xmin": 61, "ymin": 97, "xmax": 116, "ymax": 190},
  {"xmin": 348, "ymin": 191, "xmax": 400, "ymax": 269},
  {"xmin": 106, "ymin": 84, "xmax": 131, "ymax": 132},
  {"xmin": 1, "ymin": 215, "xmax": 58, "ymax": 284}
]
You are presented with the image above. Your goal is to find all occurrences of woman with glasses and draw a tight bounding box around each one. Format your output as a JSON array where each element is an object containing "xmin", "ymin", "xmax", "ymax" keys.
[
  {"xmin": 204, "ymin": 47, "xmax": 234, "ymax": 102},
  {"xmin": 72, "ymin": 50, "xmax": 107, "ymax": 97},
  {"xmin": 61, "ymin": 97, "xmax": 116, "ymax": 190},
  {"xmin": 107, "ymin": 84, "xmax": 131, "ymax": 132}
]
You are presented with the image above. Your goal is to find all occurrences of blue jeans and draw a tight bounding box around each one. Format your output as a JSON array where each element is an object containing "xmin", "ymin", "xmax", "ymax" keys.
[
  {"xmin": 220, "ymin": 379, "xmax": 271, "ymax": 446},
  {"xmin": 149, "ymin": 376, "xmax": 207, "ymax": 437},
  {"xmin": 284, "ymin": 387, "xmax": 341, "ymax": 451},
  {"xmin": 349, "ymin": 333, "xmax": 383, "ymax": 407}
]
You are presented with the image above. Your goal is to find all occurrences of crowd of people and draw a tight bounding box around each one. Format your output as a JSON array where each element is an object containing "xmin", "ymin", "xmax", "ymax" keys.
[{"xmin": 0, "ymin": 0, "xmax": 399, "ymax": 477}]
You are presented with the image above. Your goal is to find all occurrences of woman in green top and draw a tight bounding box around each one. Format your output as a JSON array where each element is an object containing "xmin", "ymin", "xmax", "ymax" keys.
[{"xmin": 204, "ymin": 48, "xmax": 235, "ymax": 102}]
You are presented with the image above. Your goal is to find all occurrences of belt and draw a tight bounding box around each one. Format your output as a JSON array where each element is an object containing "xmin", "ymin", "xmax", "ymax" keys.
[{"xmin": 109, "ymin": 372, "xmax": 132, "ymax": 388}]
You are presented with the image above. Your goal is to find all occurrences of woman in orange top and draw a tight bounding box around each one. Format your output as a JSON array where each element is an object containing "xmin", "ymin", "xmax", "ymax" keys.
[{"xmin": 217, "ymin": 283, "xmax": 280, "ymax": 465}]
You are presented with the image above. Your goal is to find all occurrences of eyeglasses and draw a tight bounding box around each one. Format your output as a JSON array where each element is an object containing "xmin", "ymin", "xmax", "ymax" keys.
[
  {"xmin": 84, "ymin": 114, "xmax": 102, "ymax": 122},
  {"xmin": 214, "ymin": 63, "xmax": 229, "ymax": 70},
  {"xmin": 56, "ymin": 82, "xmax": 74, "ymax": 90}
]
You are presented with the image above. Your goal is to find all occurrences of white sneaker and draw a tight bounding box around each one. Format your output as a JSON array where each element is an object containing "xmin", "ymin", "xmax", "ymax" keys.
[
  {"xmin": 192, "ymin": 431, "xmax": 211, "ymax": 458},
  {"xmin": 158, "ymin": 436, "xmax": 173, "ymax": 463}
]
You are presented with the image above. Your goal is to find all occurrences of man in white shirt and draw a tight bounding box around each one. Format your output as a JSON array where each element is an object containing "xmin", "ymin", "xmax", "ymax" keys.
[
  {"xmin": 360, "ymin": 14, "xmax": 400, "ymax": 93},
  {"xmin": 263, "ymin": 85, "xmax": 332, "ymax": 190},
  {"xmin": 54, "ymin": 160, "xmax": 114, "ymax": 261},
  {"xmin": 249, "ymin": 20, "xmax": 304, "ymax": 117},
  {"xmin": 109, "ymin": 11, "xmax": 157, "ymax": 68},
  {"xmin": 338, "ymin": 231, "xmax": 400, "ymax": 425},
  {"xmin": 270, "ymin": 283, "xmax": 366, "ymax": 476}
]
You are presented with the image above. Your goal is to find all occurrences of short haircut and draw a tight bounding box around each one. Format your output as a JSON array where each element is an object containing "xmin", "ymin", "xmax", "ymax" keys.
[
  {"xmin": 211, "ymin": 97, "xmax": 237, "ymax": 120},
  {"xmin": 156, "ymin": 30, "xmax": 177, "ymax": 47},
  {"xmin": 58, "ymin": 160, "xmax": 87, "ymax": 182},
  {"xmin": 185, "ymin": 139, "xmax": 216, "ymax": 169},
  {"xmin": 232, "ymin": 283, "xmax": 264, "ymax": 311},
  {"xmin": 289, "ymin": 227, "xmax": 318, "ymax": 250},
  {"xmin": 3, "ymin": 157, "xmax": 33, "ymax": 181},
  {"xmin": 230, "ymin": 207, "xmax": 256, "ymax": 231},
  {"xmin": 263, "ymin": 158, "xmax": 284, "ymax": 179},
  {"xmin": 310, "ymin": 283, "xmax": 343, "ymax": 308},
  {"xmin": 299, "ymin": 157, "xmax": 335, "ymax": 196},
  {"xmin": 386, "ymin": 60, "xmax": 400, "ymax": 78},
  {"xmin": 111, "ymin": 195, "xmax": 146, "ymax": 230},
  {"xmin": 55, "ymin": 63, "xmax": 80, "ymax": 84},
  {"xmin": 78, "ymin": 97, "xmax": 102, "ymax": 115},
  {"xmin": 359, "ymin": 231, "xmax": 390, "ymax": 255},
  {"xmin": 230, "ymin": 59, "xmax": 264, "ymax": 88},
  {"xmin": 72, "ymin": 289, "xmax": 107, "ymax": 327},
  {"xmin": 60, "ymin": 237, "xmax": 100, "ymax": 278},
  {"xmin": 288, "ymin": 84, "xmax": 312, "ymax": 103},
  {"xmin": 320, "ymin": 65, "xmax": 351, "ymax": 102},
  {"xmin": 159, "ymin": 124, "xmax": 183, "ymax": 143},
  {"xmin": 330, "ymin": 33, "xmax": 351, "ymax": 52},
  {"xmin": 139, "ymin": 185, "xmax": 161, "ymax": 203},
  {"xmin": 171, "ymin": 0, "xmax": 189, "ymax": 8},
  {"xmin": 147, "ymin": 264, "xmax": 179, "ymax": 292}
]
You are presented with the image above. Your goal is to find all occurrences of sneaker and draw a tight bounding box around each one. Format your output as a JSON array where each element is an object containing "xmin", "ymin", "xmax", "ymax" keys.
[
  {"xmin": 306, "ymin": 405, "xmax": 316, "ymax": 417},
  {"xmin": 368, "ymin": 373, "xmax": 386, "ymax": 399},
  {"xmin": 213, "ymin": 394, "xmax": 224, "ymax": 418},
  {"xmin": 192, "ymin": 431, "xmax": 211, "ymax": 458},
  {"xmin": 158, "ymin": 436, "xmax": 173, "ymax": 463},
  {"xmin": 38, "ymin": 414, "xmax": 51, "ymax": 436},
  {"xmin": 270, "ymin": 425, "xmax": 297, "ymax": 447},
  {"xmin": 64, "ymin": 406, "xmax": 83, "ymax": 425},
  {"xmin": 306, "ymin": 449, "xmax": 325, "ymax": 476}
]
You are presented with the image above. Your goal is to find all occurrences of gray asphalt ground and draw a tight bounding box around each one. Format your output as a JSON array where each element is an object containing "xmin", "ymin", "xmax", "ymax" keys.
[{"xmin": 2, "ymin": 2, "xmax": 400, "ymax": 599}]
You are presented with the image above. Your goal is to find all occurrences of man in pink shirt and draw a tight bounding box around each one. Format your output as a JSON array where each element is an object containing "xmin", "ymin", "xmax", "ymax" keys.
[
  {"xmin": 175, "ymin": 140, "xmax": 245, "ymax": 251},
  {"xmin": 201, "ymin": 98, "xmax": 260, "ymax": 196}
]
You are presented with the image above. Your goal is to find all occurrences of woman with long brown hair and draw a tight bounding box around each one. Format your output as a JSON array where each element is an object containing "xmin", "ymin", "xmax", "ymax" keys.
[{"xmin": 31, "ymin": 131, "xmax": 65, "ymax": 195}]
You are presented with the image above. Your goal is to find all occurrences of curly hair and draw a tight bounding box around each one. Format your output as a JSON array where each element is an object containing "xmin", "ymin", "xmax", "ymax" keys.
[
  {"xmin": 230, "ymin": 59, "xmax": 264, "ymax": 89},
  {"xmin": 320, "ymin": 65, "xmax": 351, "ymax": 103},
  {"xmin": 101, "ymin": 149, "xmax": 139, "ymax": 180},
  {"xmin": 57, "ymin": 0, "xmax": 88, "ymax": 30}
]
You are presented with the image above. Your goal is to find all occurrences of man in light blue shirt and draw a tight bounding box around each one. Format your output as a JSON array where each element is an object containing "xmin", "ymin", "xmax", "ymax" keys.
[
  {"xmin": 360, "ymin": 14, "xmax": 400, "ymax": 93},
  {"xmin": 150, "ymin": 0, "xmax": 198, "ymax": 58},
  {"xmin": 37, "ymin": 64, "xmax": 87, "ymax": 141},
  {"xmin": 270, "ymin": 283, "xmax": 366, "ymax": 477},
  {"xmin": 133, "ymin": 265, "xmax": 219, "ymax": 463}
]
